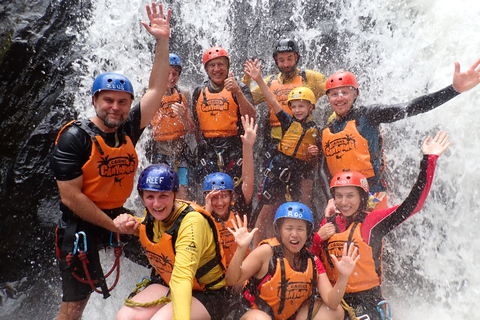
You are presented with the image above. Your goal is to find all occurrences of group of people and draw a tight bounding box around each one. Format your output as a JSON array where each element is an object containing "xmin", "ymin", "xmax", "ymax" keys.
[{"xmin": 49, "ymin": 2, "xmax": 480, "ymax": 320}]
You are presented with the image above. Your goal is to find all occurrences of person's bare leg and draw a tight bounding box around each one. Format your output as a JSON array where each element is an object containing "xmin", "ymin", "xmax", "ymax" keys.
[{"xmin": 56, "ymin": 298, "xmax": 89, "ymax": 320}]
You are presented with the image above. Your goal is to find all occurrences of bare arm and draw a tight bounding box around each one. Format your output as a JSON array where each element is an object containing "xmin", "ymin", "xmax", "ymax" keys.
[
  {"xmin": 240, "ymin": 114, "xmax": 258, "ymax": 205},
  {"xmin": 317, "ymin": 243, "xmax": 359, "ymax": 309},
  {"xmin": 139, "ymin": 3, "xmax": 171, "ymax": 129},
  {"xmin": 57, "ymin": 177, "xmax": 121, "ymax": 233},
  {"xmin": 244, "ymin": 59, "xmax": 282, "ymax": 114},
  {"xmin": 225, "ymin": 215, "xmax": 263, "ymax": 285}
]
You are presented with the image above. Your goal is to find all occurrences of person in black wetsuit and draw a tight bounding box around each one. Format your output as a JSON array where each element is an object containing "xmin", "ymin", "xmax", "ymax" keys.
[
  {"xmin": 50, "ymin": 4, "xmax": 170, "ymax": 320},
  {"xmin": 320, "ymin": 59, "xmax": 480, "ymax": 214}
]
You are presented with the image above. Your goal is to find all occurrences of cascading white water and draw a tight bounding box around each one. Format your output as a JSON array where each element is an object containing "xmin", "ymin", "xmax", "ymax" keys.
[{"xmin": 70, "ymin": 0, "xmax": 480, "ymax": 319}]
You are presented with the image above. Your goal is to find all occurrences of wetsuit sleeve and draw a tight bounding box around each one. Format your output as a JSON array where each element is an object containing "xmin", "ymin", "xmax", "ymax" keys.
[
  {"xmin": 50, "ymin": 125, "xmax": 91, "ymax": 181},
  {"xmin": 275, "ymin": 109, "xmax": 294, "ymax": 134},
  {"xmin": 362, "ymin": 154, "xmax": 439, "ymax": 244},
  {"xmin": 314, "ymin": 255, "xmax": 326, "ymax": 274},
  {"xmin": 305, "ymin": 69, "xmax": 327, "ymax": 101},
  {"xmin": 169, "ymin": 212, "xmax": 216, "ymax": 320},
  {"xmin": 191, "ymin": 87, "xmax": 202, "ymax": 126},
  {"xmin": 239, "ymin": 81, "xmax": 255, "ymax": 106},
  {"xmin": 123, "ymin": 102, "xmax": 144, "ymax": 146},
  {"xmin": 362, "ymin": 85, "xmax": 460, "ymax": 126}
]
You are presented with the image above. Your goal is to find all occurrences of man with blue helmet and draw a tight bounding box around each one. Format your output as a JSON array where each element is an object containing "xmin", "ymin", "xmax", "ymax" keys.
[
  {"xmin": 225, "ymin": 203, "xmax": 359, "ymax": 320},
  {"xmin": 150, "ymin": 53, "xmax": 195, "ymax": 200},
  {"xmin": 50, "ymin": 4, "xmax": 171, "ymax": 320},
  {"xmin": 113, "ymin": 163, "xmax": 229, "ymax": 320}
]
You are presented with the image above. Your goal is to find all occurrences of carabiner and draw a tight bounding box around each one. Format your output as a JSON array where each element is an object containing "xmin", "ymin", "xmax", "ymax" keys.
[
  {"xmin": 377, "ymin": 300, "xmax": 392, "ymax": 320},
  {"xmin": 76, "ymin": 231, "xmax": 88, "ymax": 253}
]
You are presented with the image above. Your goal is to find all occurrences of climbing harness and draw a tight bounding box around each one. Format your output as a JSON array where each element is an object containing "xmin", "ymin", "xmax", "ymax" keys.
[
  {"xmin": 124, "ymin": 277, "xmax": 172, "ymax": 308},
  {"xmin": 66, "ymin": 231, "xmax": 123, "ymax": 298}
]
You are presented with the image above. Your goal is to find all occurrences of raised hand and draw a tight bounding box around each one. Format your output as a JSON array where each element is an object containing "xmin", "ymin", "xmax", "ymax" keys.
[
  {"xmin": 422, "ymin": 131, "xmax": 451, "ymax": 156},
  {"xmin": 244, "ymin": 59, "xmax": 262, "ymax": 83},
  {"xmin": 452, "ymin": 58, "xmax": 480, "ymax": 93},
  {"xmin": 227, "ymin": 214, "xmax": 258, "ymax": 250},
  {"xmin": 141, "ymin": 2, "xmax": 171, "ymax": 41},
  {"xmin": 331, "ymin": 242, "xmax": 359, "ymax": 277},
  {"xmin": 240, "ymin": 114, "xmax": 258, "ymax": 148}
]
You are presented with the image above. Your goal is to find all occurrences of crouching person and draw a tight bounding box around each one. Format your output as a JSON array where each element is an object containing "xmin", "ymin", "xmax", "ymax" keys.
[{"xmin": 114, "ymin": 164, "xmax": 228, "ymax": 320}]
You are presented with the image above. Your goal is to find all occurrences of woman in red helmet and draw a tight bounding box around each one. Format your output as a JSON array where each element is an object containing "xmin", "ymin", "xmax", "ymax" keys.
[
  {"xmin": 321, "ymin": 60, "xmax": 480, "ymax": 212},
  {"xmin": 311, "ymin": 131, "xmax": 451, "ymax": 320},
  {"xmin": 191, "ymin": 47, "xmax": 256, "ymax": 194}
]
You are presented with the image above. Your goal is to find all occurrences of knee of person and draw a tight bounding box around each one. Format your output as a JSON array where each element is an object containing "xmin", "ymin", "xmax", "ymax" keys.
[
  {"xmin": 240, "ymin": 309, "xmax": 271, "ymax": 320},
  {"xmin": 116, "ymin": 306, "xmax": 141, "ymax": 320}
]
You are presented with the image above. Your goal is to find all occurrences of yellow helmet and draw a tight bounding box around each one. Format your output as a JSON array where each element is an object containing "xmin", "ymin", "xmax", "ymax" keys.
[{"xmin": 287, "ymin": 87, "xmax": 316, "ymax": 106}]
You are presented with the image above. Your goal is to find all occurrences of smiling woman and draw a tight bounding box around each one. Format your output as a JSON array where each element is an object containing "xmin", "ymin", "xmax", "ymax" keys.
[{"xmin": 225, "ymin": 203, "xmax": 359, "ymax": 320}]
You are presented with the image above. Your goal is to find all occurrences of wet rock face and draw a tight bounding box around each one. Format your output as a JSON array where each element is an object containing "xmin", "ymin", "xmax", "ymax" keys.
[{"xmin": 0, "ymin": 0, "xmax": 91, "ymax": 282}]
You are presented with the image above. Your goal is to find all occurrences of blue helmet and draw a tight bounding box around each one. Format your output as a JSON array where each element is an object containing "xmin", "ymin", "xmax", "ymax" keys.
[
  {"xmin": 92, "ymin": 72, "xmax": 134, "ymax": 99},
  {"xmin": 137, "ymin": 164, "xmax": 179, "ymax": 192},
  {"xmin": 274, "ymin": 202, "xmax": 314, "ymax": 230},
  {"xmin": 169, "ymin": 53, "xmax": 183, "ymax": 67},
  {"xmin": 203, "ymin": 172, "xmax": 234, "ymax": 193}
]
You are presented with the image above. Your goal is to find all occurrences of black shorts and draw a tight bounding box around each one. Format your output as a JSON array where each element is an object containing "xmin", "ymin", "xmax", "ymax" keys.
[
  {"xmin": 192, "ymin": 287, "xmax": 230, "ymax": 320},
  {"xmin": 56, "ymin": 227, "xmax": 106, "ymax": 302}
]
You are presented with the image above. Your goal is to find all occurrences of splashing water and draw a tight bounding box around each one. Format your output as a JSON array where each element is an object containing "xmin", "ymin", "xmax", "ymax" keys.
[{"xmin": 4, "ymin": 0, "xmax": 479, "ymax": 319}]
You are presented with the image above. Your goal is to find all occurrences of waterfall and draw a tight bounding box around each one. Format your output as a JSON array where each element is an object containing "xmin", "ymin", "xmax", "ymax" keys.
[{"xmin": 1, "ymin": 0, "xmax": 479, "ymax": 319}]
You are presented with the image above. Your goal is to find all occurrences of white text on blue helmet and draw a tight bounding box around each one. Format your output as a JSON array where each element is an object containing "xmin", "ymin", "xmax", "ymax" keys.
[
  {"xmin": 146, "ymin": 176, "xmax": 164, "ymax": 185},
  {"xmin": 287, "ymin": 212, "xmax": 303, "ymax": 218}
]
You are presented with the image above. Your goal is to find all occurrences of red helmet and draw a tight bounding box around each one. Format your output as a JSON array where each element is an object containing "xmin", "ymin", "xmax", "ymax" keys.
[
  {"xmin": 330, "ymin": 171, "xmax": 369, "ymax": 193},
  {"xmin": 325, "ymin": 71, "xmax": 358, "ymax": 92},
  {"xmin": 203, "ymin": 47, "xmax": 229, "ymax": 67}
]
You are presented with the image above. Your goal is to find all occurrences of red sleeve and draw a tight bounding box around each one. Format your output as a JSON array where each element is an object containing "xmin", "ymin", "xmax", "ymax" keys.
[
  {"xmin": 314, "ymin": 255, "xmax": 326, "ymax": 274},
  {"xmin": 310, "ymin": 218, "xmax": 327, "ymax": 257},
  {"xmin": 361, "ymin": 154, "xmax": 438, "ymax": 244}
]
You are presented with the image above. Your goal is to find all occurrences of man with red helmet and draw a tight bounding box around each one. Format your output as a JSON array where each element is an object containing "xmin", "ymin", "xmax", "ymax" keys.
[
  {"xmin": 192, "ymin": 46, "xmax": 256, "ymax": 194},
  {"xmin": 320, "ymin": 59, "xmax": 480, "ymax": 213}
]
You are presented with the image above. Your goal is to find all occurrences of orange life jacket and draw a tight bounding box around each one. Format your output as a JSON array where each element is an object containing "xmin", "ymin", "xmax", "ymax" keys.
[
  {"xmin": 277, "ymin": 120, "xmax": 318, "ymax": 162},
  {"xmin": 151, "ymin": 88, "xmax": 188, "ymax": 141},
  {"xmin": 214, "ymin": 209, "xmax": 251, "ymax": 267},
  {"xmin": 267, "ymin": 75, "xmax": 304, "ymax": 127},
  {"xmin": 56, "ymin": 121, "xmax": 138, "ymax": 210},
  {"xmin": 244, "ymin": 238, "xmax": 317, "ymax": 320},
  {"xmin": 322, "ymin": 120, "xmax": 375, "ymax": 178},
  {"xmin": 139, "ymin": 201, "xmax": 227, "ymax": 291},
  {"xmin": 320, "ymin": 222, "xmax": 379, "ymax": 293},
  {"xmin": 195, "ymin": 87, "xmax": 239, "ymax": 138}
]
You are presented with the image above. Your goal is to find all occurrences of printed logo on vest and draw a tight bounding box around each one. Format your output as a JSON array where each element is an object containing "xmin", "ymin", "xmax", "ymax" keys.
[
  {"xmin": 201, "ymin": 99, "xmax": 230, "ymax": 114},
  {"xmin": 324, "ymin": 134, "xmax": 356, "ymax": 159},
  {"xmin": 97, "ymin": 154, "xmax": 136, "ymax": 177}
]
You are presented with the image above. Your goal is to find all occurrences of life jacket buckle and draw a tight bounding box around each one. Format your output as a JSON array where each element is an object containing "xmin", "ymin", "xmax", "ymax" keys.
[
  {"xmin": 264, "ymin": 168, "xmax": 274, "ymax": 179},
  {"xmin": 279, "ymin": 168, "xmax": 291, "ymax": 182},
  {"xmin": 262, "ymin": 191, "xmax": 272, "ymax": 200},
  {"xmin": 357, "ymin": 315, "xmax": 371, "ymax": 320},
  {"xmin": 265, "ymin": 151, "xmax": 271, "ymax": 159},
  {"xmin": 236, "ymin": 158, "xmax": 243, "ymax": 166},
  {"xmin": 200, "ymin": 158, "xmax": 207, "ymax": 167}
]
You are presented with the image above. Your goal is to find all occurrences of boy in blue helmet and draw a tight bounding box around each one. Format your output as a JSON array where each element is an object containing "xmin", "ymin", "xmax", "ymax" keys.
[
  {"xmin": 150, "ymin": 53, "xmax": 195, "ymax": 200},
  {"xmin": 113, "ymin": 163, "xmax": 229, "ymax": 320},
  {"xmin": 50, "ymin": 4, "xmax": 171, "ymax": 320},
  {"xmin": 202, "ymin": 114, "xmax": 257, "ymax": 267},
  {"xmin": 225, "ymin": 203, "xmax": 358, "ymax": 320}
]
